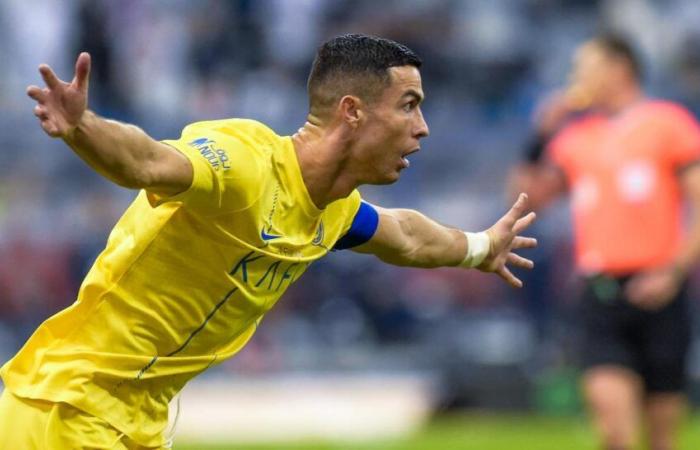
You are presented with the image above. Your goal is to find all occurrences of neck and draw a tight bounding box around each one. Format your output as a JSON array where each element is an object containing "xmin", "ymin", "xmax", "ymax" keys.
[
  {"xmin": 291, "ymin": 117, "xmax": 359, "ymax": 209},
  {"xmin": 604, "ymin": 82, "xmax": 644, "ymax": 114}
]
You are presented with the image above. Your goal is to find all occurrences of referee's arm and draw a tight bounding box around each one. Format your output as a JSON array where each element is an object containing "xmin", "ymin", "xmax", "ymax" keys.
[{"xmin": 673, "ymin": 164, "xmax": 700, "ymax": 276}]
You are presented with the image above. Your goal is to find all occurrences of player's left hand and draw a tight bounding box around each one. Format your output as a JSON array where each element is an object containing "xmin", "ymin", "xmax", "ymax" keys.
[
  {"xmin": 478, "ymin": 193, "xmax": 538, "ymax": 288},
  {"xmin": 625, "ymin": 266, "xmax": 683, "ymax": 311}
]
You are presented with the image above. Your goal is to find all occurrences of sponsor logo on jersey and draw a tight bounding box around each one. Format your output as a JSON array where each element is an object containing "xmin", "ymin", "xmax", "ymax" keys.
[
  {"xmin": 188, "ymin": 137, "xmax": 231, "ymax": 171},
  {"xmin": 260, "ymin": 226, "xmax": 282, "ymax": 241}
]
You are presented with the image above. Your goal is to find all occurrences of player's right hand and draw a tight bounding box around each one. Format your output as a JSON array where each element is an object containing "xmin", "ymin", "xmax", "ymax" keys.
[{"xmin": 27, "ymin": 52, "xmax": 91, "ymax": 139}]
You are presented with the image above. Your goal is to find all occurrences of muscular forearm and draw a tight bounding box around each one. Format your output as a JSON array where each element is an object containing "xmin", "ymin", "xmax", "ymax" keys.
[
  {"xmin": 63, "ymin": 110, "xmax": 163, "ymax": 189},
  {"xmin": 374, "ymin": 209, "xmax": 466, "ymax": 268},
  {"xmin": 359, "ymin": 195, "xmax": 536, "ymax": 287}
]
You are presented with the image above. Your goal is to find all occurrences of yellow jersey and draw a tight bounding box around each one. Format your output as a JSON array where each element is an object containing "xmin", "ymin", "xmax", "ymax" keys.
[{"xmin": 0, "ymin": 119, "xmax": 378, "ymax": 446}]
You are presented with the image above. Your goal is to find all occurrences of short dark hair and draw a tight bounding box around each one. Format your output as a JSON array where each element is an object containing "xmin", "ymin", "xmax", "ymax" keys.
[
  {"xmin": 592, "ymin": 33, "xmax": 642, "ymax": 80},
  {"xmin": 307, "ymin": 34, "xmax": 422, "ymax": 116}
]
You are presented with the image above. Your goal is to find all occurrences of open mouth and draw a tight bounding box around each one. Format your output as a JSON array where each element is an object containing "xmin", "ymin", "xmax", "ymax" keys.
[{"xmin": 401, "ymin": 148, "xmax": 419, "ymax": 168}]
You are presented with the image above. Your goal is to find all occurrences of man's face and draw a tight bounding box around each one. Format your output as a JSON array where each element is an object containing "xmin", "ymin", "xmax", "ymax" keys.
[
  {"xmin": 354, "ymin": 65, "xmax": 430, "ymax": 184},
  {"xmin": 568, "ymin": 42, "xmax": 618, "ymax": 109}
]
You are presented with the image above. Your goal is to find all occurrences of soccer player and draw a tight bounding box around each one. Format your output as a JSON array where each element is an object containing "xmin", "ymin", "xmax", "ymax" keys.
[
  {"xmin": 512, "ymin": 34, "xmax": 700, "ymax": 450},
  {"xmin": 1, "ymin": 34, "xmax": 536, "ymax": 449}
]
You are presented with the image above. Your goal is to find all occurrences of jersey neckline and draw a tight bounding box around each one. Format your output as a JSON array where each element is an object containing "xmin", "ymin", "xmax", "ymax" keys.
[{"xmin": 277, "ymin": 136, "xmax": 324, "ymax": 217}]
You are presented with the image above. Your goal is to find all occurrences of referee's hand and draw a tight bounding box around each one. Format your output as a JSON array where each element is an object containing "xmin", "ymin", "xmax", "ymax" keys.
[
  {"xmin": 478, "ymin": 193, "xmax": 538, "ymax": 288},
  {"xmin": 625, "ymin": 267, "xmax": 683, "ymax": 310},
  {"xmin": 27, "ymin": 52, "xmax": 91, "ymax": 139}
]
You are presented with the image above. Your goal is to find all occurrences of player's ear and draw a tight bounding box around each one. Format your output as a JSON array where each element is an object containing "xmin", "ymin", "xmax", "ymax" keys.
[{"xmin": 338, "ymin": 95, "xmax": 363, "ymax": 129}]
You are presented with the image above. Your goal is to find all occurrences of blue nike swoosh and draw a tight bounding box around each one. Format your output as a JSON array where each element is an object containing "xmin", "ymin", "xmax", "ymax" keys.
[{"xmin": 261, "ymin": 228, "xmax": 282, "ymax": 241}]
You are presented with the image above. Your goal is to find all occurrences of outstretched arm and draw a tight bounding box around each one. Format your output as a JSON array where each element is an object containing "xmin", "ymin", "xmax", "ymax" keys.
[
  {"xmin": 352, "ymin": 194, "xmax": 538, "ymax": 288},
  {"xmin": 27, "ymin": 52, "xmax": 192, "ymax": 196}
]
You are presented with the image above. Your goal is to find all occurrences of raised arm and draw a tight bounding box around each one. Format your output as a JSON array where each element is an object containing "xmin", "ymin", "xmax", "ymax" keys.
[
  {"xmin": 508, "ymin": 162, "xmax": 567, "ymax": 211},
  {"xmin": 27, "ymin": 52, "xmax": 192, "ymax": 196},
  {"xmin": 353, "ymin": 193, "xmax": 538, "ymax": 288},
  {"xmin": 508, "ymin": 91, "xmax": 574, "ymax": 210}
]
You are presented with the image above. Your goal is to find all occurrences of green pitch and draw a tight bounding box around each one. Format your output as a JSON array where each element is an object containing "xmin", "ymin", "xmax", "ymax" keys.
[{"xmin": 175, "ymin": 413, "xmax": 700, "ymax": 450}]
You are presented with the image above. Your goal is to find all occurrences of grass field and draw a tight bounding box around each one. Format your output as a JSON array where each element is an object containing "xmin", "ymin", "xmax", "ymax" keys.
[{"xmin": 176, "ymin": 413, "xmax": 700, "ymax": 450}]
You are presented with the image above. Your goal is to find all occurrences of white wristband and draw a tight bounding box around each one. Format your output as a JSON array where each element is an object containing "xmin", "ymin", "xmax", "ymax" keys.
[{"xmin": 459, "ymin": 231, "xmax": 490, "ymax": 268}]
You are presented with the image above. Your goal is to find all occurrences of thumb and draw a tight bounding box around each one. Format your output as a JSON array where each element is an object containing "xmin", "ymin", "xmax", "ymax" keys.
[{"xmin": 73, "ymin": 52, "xmax": 91, "ymax": 92}]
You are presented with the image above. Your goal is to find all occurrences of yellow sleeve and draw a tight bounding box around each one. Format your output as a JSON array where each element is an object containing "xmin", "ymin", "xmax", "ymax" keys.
[
  {"xmin": 339, "ymin": 189, "xmax": 363, "ymax": 236},
  {"xmin": 329, "ymin": 189, "xmax": 381, "ymax": 251},
  {"xmin": 148, "ymin": 122, "xmax": 264, "ymax": 214}
]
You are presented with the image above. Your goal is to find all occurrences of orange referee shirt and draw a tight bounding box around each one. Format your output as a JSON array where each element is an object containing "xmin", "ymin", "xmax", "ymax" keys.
[{"xmin": 547, "ymin": 100, "xmax": 700, "ymax": 275}]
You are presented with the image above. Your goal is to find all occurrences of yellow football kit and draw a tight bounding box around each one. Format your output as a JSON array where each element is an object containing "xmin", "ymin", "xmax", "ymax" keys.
[
  {"xmin": 0, "ymin": 390, "xmax": 154, "ymax": 449},
  {"xmin": 0, "ymin": 119, "xmax": 379, "ymax": 448}
]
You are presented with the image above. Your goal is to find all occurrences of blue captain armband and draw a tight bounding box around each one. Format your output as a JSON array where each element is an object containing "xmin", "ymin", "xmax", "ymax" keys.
[{"xmin": 333, "ymin": 201, "xmax": 379, "ymax": 250}]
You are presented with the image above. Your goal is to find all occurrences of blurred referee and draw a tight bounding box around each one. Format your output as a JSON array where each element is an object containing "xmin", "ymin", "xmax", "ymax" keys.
[{"xmin": 512, "ymin": 34, "xmax": 700, "ymax": 450}]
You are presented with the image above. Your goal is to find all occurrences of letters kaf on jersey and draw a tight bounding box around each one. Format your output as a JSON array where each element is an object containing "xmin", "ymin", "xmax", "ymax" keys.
[{"xmin": 229, "ymin": 250, "xmax": 310, "ymax": 293}]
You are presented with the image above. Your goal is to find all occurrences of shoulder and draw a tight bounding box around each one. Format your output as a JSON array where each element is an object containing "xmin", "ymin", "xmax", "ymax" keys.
[
  {"xmin": 548, "ymin": 113, "xmax": 603, "ymax": 154},
  {"xmin": 637, "ymin": 99, "xmax": 698, "ymax": 125},
  {"xmin": 641, "ymin": 99, "xmax": 691, "ymax": 114},
  {"xmin": 209, "ymin": 119, "xmax": 282, "ymax": 148},
  {"xmin": 323, "ymin": 189, "xmax": 359, "ymax": 214},
  {"xmin": 324, "ymin": 190, "xmax": 364, "ymax": 228},
  {"xmin": 631, "ymin": 100, "xmax": 700, "ymax": 145},
  {"xmin": 556, "ymin": 112, "xmax": 604, "ymax": 139},
  {"xmin": 182, "ymin": 118, "xmax": 283, "ymax": 151},
  {"xmin": 175, "ymin": 119, "xmax": 279, "ymax": 188}
]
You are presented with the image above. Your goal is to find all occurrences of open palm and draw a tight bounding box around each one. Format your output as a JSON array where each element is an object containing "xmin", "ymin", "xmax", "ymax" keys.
[
  {"xmin": 478, "ymin": 193, "xmax": 537, "ymax": 288},
  {"xmin": 27, "ymin": 52, "xmax": 91, "ymax": 138}
]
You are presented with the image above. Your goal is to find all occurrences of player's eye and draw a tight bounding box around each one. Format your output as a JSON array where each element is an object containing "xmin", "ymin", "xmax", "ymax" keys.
[{"xmin": 403, "ymin": 102, "xmax": 416, "ymax": 112}]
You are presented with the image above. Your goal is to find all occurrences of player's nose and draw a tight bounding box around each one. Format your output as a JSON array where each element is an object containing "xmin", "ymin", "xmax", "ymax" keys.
[{"xmin": 414, "ymin": 110, "xmax": 429, "ymax": 139}]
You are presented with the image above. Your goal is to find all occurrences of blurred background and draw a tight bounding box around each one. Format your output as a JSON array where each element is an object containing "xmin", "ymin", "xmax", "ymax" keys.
[{"xmin": 4, "ymin": 0, "xmax": 700, "ymax": 448}]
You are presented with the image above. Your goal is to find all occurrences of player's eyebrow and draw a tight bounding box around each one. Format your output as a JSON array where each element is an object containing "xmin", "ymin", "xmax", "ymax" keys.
[{"xmin": 402, "ymin": 89, "xmax": 424, "ymax": 104}]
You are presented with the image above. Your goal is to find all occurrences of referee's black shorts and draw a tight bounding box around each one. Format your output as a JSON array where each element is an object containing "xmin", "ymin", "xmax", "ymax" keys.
[{"xmin": 579, "ymin": 274, "xmax": 692, "ymax": 393}]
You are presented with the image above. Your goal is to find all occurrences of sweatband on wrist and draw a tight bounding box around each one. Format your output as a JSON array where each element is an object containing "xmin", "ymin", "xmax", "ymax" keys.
[{"xmin": 459, "ymin": 231, "xmax": 490, "ymax": 268}]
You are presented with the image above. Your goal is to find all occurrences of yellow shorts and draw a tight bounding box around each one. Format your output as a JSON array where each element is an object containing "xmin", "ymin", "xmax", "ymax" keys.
[{"xmin": 0, "ymin": 389, "xmax": 163, "ymax": 449}]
